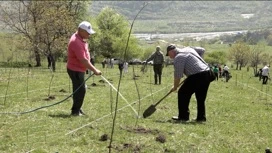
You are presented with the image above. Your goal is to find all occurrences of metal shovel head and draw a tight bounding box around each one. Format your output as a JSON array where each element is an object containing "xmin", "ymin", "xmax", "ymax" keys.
[{"xmin": 143, "ymin": 104, "xmax": 156, "ymax": 118}]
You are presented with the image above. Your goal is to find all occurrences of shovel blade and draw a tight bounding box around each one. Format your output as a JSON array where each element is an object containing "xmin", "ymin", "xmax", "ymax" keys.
[{"xmin": 143, "ymin": 104, "xmax": 157, "ymax": 118}]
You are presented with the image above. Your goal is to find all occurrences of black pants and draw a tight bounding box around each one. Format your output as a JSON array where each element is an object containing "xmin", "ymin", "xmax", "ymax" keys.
[
  {"xmin": 263, "ymin": 76, "xmax": 268, "ymax": 84},
  {"xmin": 153, "ymin": 64, "xmax": 163, "ymax": 84},
  {"xmin": 214, "ymin": 72, "xmax": 219, "ymax": 81},
  {"xmin": 67, "ymin": 68, "xmax": 86, "ymax": 114},
  {"xmin": 178, "ymin": 71, "xmax": 210, "ymax": 120}
]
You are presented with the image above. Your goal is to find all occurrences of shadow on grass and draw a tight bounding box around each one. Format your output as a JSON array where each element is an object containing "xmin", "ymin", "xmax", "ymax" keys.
[
  {"xmin": 142, "ymin": 82, "xmax": 154, "ymax": 85},
  {"xmin": 48, "ymin": 113, "xmax": 71, "ymax": 118},
  {"xmin": 86, "ymin": 83, "xmax": 106, "ymax": 88},
  {"xmin": 154, "ymin": 119, "xmax": 206, "ymax": 125},
  {"xmin": 264, "ymin": 103, "xmax": 272, "ymax": 106}
]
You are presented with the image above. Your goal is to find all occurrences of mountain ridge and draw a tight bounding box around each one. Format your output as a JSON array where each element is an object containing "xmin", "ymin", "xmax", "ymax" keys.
[{"xmin": 89, "ymin": 1, "xmax": 272, "ymax": 33}]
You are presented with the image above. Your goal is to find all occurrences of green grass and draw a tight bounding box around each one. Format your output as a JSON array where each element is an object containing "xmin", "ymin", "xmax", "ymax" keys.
[{"xmin": 0, "ymin": 64, "xmax": 272, "ymax": 152}]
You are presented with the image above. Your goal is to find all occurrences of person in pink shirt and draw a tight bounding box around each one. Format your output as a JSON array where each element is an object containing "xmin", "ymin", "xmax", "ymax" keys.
[{"xmin": 67, "ymin": 21, "xmax": 102, "ymax": 116}]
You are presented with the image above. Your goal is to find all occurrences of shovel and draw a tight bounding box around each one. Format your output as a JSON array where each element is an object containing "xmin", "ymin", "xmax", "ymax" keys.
[
  {"xmin": 143, "ymin": 79, "xmax": 186, "ymax": 118},
  {"xmin": 143, "ymin": 90, "xmax": 172, "ymax": 118}
]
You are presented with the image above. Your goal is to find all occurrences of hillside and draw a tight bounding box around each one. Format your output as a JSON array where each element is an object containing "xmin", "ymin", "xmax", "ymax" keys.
[{"xmin": 89, "ymin": 1, "xmax": 272, "ymax": 33}]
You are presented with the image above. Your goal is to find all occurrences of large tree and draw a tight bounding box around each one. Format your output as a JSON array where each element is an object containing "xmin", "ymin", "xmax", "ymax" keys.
[
  {"xmin": 229, "ymin": 40, "xmax": 250, "ymax": 70},
  {"xmin": 92, "ymin": 7, "xmax": 142, "ymax": 62},
  {"xmin": 0, "ymin": 1, "xmax": 88, "ymax": 68},
  {"xmin": 261, "ymin": 53, "xmax": 272, "ymax": 67},
  {"xmin": 204, "ymin": 51, "xmax": 227, "ymax": 65},
  {"xmin": 249, "ymin": 41, "xmax": 266, "ymax": 76},
  {"xmin": 0, "ymin": 1, "xmax": 44, "ymax": 66},
  {"xmin": 37, "ymin": 1, "xmax": 89, "ymax": 71}
]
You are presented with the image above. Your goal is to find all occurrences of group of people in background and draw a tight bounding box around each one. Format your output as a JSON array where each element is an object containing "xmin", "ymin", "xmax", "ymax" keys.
[
  {"xmin": 211, "ymin": 63, "xmax": 270, "ymax": 85},
  {"xmin": 118, "ymin": 60, "xmax": 128, "ymax": 75},
  {"xmin": 211, "ymin": 63, "xmax": 270, "ymax": 84},
  {"xmin": 210, "ymin": 64, "xmax": 231, "ymax": 82}
]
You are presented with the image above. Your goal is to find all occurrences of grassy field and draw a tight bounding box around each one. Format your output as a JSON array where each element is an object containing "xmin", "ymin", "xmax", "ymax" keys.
[{"xmin": 0, "ymin": 63, "xmax": 272, "ymax": 153}]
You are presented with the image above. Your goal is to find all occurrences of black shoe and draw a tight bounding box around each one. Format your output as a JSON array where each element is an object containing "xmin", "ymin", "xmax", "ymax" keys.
[{"xmin": 172, "ymin": 116, "xmax": 189, "ymax": 122}]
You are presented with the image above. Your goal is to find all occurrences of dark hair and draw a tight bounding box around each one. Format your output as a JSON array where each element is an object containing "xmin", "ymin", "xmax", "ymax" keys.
[{"xmin": 166, "ymin": 44, "xmax": 176, "ymax": 56}]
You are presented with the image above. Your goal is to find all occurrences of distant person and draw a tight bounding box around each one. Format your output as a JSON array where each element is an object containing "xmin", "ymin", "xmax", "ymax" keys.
[
  {"xmin": 110, "ymin": 58, "xmax": 114, "ymax": 68},
  {"xmin": 218, "ymin": 65, "xmax": 222, "ymax": 78},
  {"xmin": 86, "ymin": 56, "xmax": 94, "ymax": 75},
  {"xmin": 123, "ymin": 61, "xmax": 128, "ymax": 74},
  {"xmin": 102, "ymin": 59, "xmax": 106, "ymax": 68},
  {"xmin": 166, "ymin": 44, "xmax": 211, "ymax": 122},
  {"xmin": 118, "ymin": 60, "xmax": 124, "ymax": 75},
  {"xmin": 106, "ymin": 58, "xmax": 112, "ymax": 68},
  {"xmin": 47, "ymin": 53, "xmax": 52, "ymax": 69},
  {"xmin": 222, "ymin": 64, "xmax": 230, "ymax": 82},
  {"xmin": 145, "ymin": 46, "xmax": 164, "ymax": 85},
  {"xmin": 67, "ymin": 21, "xmax": 102, "ymax": 116},
  {"xmin": 47, "ymin": 53, "xmax": 56, "ymax": 72},
  {"xmin": 262, "ymin": 65, "xmax": 270, "ymax": 84},
  {"xmin": 258, "ymin": 68, "xmax": 263, "ymax": 81},
  {"xmin": 213, "ymin": 65, "xmax": 219, "ymax": 81}
]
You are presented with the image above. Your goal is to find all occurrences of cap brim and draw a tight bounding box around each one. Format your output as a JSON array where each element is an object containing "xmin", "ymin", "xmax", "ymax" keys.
[{"xmin": 87, "ymin": 29, "xmax": 95, "ymax": 34}]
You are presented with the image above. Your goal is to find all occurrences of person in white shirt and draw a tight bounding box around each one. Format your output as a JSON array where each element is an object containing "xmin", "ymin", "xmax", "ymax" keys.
[
  {"xmin": 262, "ymin": 65, "xmax": 270, "ymax": 84},
  {"xmin": 223, "ymin": 64, "xmax": 229, "ymax": 72},
  {"xmin": 123, "ymin": 62, "xmax": 128, "ymax": 73},
  {"xmin": 222, "ymin": 64, "xmax": 230, "ymax": 81}
]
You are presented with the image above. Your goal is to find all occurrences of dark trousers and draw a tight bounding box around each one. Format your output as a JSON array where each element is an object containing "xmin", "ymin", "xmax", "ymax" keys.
[
  {"xmin": 67, "ymin": 68, "xmax": 86, "ymax": 114},
  {"xmin": 214, "ymin": 72, "xmax": 219, "ymax": 81},
  {"xmin": 263, "ymin": 76, "xmax": 268, "ymax": 84},
  {"xmin": 178, "ymin": 71, "xmax": 210, "ymax": 120},
  {"xmin": 153, "ymin": 64, "xmax": 163, "ymax": 84}
]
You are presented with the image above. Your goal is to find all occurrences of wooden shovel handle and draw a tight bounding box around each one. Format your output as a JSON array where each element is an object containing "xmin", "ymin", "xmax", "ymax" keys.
[
  {"xmin": 153, "ymin": 90, "xmax": 172, "ymax": 107},
  {"xmin": 153, "ymin": 79, "xmax": 186, "ymax": 107}
]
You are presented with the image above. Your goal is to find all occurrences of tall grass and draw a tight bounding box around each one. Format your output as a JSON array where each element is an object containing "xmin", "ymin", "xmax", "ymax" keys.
[{"xmin": 0, "ymin": 63, "xmax": 271, "ymax": 153}]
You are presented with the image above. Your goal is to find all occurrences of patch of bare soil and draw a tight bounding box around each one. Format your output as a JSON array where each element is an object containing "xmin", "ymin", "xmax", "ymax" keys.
[
  {"xmin": 59, "ymin": 89, "xmax": 67, "ymax": 93},
  {"xmin": 155, "ymin": 134, "xmax": 166, "ymax": 143},
  {"xmin": 98, "ymin": 79, "xmax": 105, "ymax": 83},
  {"xmin": 99, "ymin": 134, "xmax": 109, "ymax": 141},
  {"xmin": 115, "ymin": 126, "xmax": 172, "ymax": 151},
  {"xmin": 109, "ymin": 143, "xmax": 143, "ymax": 153}
]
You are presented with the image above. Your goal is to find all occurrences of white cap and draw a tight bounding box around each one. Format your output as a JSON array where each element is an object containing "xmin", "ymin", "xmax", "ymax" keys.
[{"xmin": 78, "ymin": 21, "xmax": 95, "ymax": 34}]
